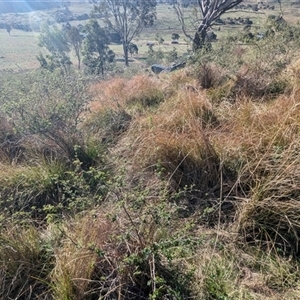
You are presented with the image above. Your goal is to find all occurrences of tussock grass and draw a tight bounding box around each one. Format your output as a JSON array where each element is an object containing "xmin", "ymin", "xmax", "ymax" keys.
[
  {"xmin": 194, "ymin": 62, "xmax": 228, "ymax": 90},
  {"xmin": 126, "ymin": 89, "xmax": 221, "ymax": 193},
  {"xmin": 4, "ymin": 24, "xmax": 300, "ymax": 299},
  {"xmin": 0, "ymin": 224, "xmax": 53, "ymax": 299},
  {"xmin": 51, "ymin": 212, "xmax": 118, "ymax": 299},
  {"xmin": 207, "ymin": 60, "xmax": 300, "ymax": 256},
  {"xmin": 82, "ymin": 107, "xmax": 132, "ymax": 145},
  {"xmin": 0, "ymin": 162, "xmax": 65, "ymax": 221},
  {"xmin": 237, "ymin": 142, "xmax": 300, "ymax": 255},
  {"xmin": 0, "ymin": 157, "xmax": 107, "ymax": 222},
  {"xmin": 90, "ymin": 75, "xmax": 164, "ymax": 114}
]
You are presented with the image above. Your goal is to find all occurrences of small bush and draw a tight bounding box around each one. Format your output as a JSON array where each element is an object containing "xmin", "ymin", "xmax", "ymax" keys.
[
  {"xmin": 0, "ymin": 70, "xmax": 91, "ymax": 162},
  {"xmin": 0, "ymin": 113, "xmax": 24, "ymax": 163},
  {"xmin": 50, "ymin": 194, "xmax": 197, "ymax": 299},
  {"xmin": 146, "ymin": 48, "xmax": 165, "ymax": 66}
]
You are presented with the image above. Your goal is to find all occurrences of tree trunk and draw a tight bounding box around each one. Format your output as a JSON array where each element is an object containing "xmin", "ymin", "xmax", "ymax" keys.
[
  {"xmin": 193, "ymin": 23, "xmax": 208, "ymax": 51},
  {"xmin": 77, "ymin": 56, "xmax": 81, "ymax": 70},
  {"xmin": 75, "ymin": 50, "xmax": 81, "ymax": 70},
  {"xmin": 123, "ymin": 43, "xmax": 129, "ymax": 67}
]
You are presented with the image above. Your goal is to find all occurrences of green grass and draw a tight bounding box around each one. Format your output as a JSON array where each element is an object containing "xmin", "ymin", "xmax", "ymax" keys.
[{"xmin": 0, "ymin": 29, "xmax": 41, "ymax": 71}]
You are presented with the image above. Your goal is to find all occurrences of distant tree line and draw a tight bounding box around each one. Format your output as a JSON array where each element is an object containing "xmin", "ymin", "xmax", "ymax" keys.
[{"xmin": 0, "ymin": 0, "xmax": 65, "ymax": 13}]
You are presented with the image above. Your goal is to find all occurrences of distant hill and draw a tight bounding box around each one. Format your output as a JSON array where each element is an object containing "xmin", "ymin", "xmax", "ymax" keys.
[{"xmin": 0, "ymin": 0, "xmax": 62, "ymax": 13}]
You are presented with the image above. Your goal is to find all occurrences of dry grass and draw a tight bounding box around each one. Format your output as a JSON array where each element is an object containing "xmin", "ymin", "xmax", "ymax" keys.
[
  {"xmin": 4, "ymin": 33, "xmax": 300, "ymax": 300},
  {"xmin": 194, "ymin": 62, "xmax": 228, "ymax": 89},
  {"xmin": 90, "ymin": 75, "xmax": 164, "ymax": 113},
  {"xmin": 0, "ymin": 224, "xmax": 53, "ymax": 299},
  {"xmin": 51, "ymin": 211, "xmax": 120, "ymax": 299},
  {"xmin": 237, "ymin": 142, "xmax": 300, "ymax": 255},
  {"xmin": 43, "ymin": 59, "xmax": 300, "ymax": 296},
  {"xmin": 124, "ymin": 88, "xmax": 221, "ymax": 193},
  {"xmin": 203, "ymin": 60, "xmax": 300, "ymax": 256}
]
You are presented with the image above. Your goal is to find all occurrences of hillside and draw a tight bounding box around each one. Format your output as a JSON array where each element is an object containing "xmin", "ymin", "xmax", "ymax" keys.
[{"xmin": 2, "ymin": 4, "xmax": 300, "ymax": 300}]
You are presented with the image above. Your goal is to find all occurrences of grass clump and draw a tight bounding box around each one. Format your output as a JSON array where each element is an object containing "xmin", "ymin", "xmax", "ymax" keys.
[
  {"xmin": 0, "ymin": 156, "xmax": 107, "ymax": 223},
  {"xmin": 91, "ymin": 75, "xmax": 165, "ymax": 114},
  {"xmin": 0, "ymin": 224, "xmax": 54, "ymax": 299},
  {"xmin": 127, "ymin": 89, "xmax": 220, "ymax": 191},
  {"xmin": 238, "ymin": 143, "xmax": 300, "ymax": 256},
  {"xmin": 82, "ymin": 107, "xmax": 132, "ymax": 145}
]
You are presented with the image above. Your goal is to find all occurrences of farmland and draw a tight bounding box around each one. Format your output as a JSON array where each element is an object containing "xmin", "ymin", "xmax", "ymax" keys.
[{"xmin": 0, "ymin": 1, "xmax": 293, "ymax": 71}]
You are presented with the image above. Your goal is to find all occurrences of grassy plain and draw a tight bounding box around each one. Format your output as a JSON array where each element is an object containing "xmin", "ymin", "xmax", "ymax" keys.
[{"xmin": 0, "ymin": 30, "xmax": 41, "ymax": 71}]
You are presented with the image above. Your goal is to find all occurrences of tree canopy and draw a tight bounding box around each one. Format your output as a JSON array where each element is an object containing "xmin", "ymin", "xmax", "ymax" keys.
[
  {"xmin": 62, "ymin": 23, "xmax": 84, "ymax": 69},
  {"xmin": 92, "ymin": 0, "xmax": 157, "ymax": 66},
  {"xmin": 37, "ymin": 23, "xmax": 72, "ymax": 74},
  {"xmin": 82, "ymin": 20, "xmax": 115, "ymax": 75}
]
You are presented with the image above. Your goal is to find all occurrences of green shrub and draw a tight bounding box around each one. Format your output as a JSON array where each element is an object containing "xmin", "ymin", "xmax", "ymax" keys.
[
  {"xmin": 49, "ymin": 177, "xmax": 199, "ymax": 299},
  {"xmin": 146, "ymin": 48, "xmax": 165, "ymax": 66},
  {"xmin": 0, "ymin": 69, "xmax": 90, "ymax": 162}
]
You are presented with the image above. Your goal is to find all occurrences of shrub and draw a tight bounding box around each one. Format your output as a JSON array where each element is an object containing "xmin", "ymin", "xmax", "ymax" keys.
[
  {"xmin": 50, "ymin": 182, "xmax": 197, "ymax": 299},
  {"xmin": 166, "ymin": 47, "xmax": 179, "ymax": 63},
  {"xmin": 146, "ymin": 48, "xmax": 165, "ymax": 66},
  {"xmin": 0, "ymin": 112, "xmax": 24, "ymax": 163},
  {"xmin": 0, "ymin": 70, "xmax": 91, "ymax": 162}
]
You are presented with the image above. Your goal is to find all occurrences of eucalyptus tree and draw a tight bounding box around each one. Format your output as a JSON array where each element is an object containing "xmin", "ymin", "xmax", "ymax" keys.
[
  {"xmin": 38, "ymin": 23, "xmax": 72, "ymax": 74},
  {"xmin": 82, "ymin": 20, "xmax": 115, "ymax": 75},
  {"xmin": 91, "ymin": 0, "xmax": 157, "ymax": 66},
  {"xmin": 63, "ymin": 23, "xmax": 84, "ymax": 69},
  {"xmin": 173, "ymin": 0, "xmax": 243, "ymax": 50}
]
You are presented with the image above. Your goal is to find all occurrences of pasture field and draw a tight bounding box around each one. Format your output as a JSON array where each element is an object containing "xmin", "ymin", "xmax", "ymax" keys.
[
  {"xmin": 0, "ymin": 1, "xmax": 295, "ymax": 72},
  {"xmin": 0, "ymin": 29, "xmax": 41, "ymax": 71}
]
